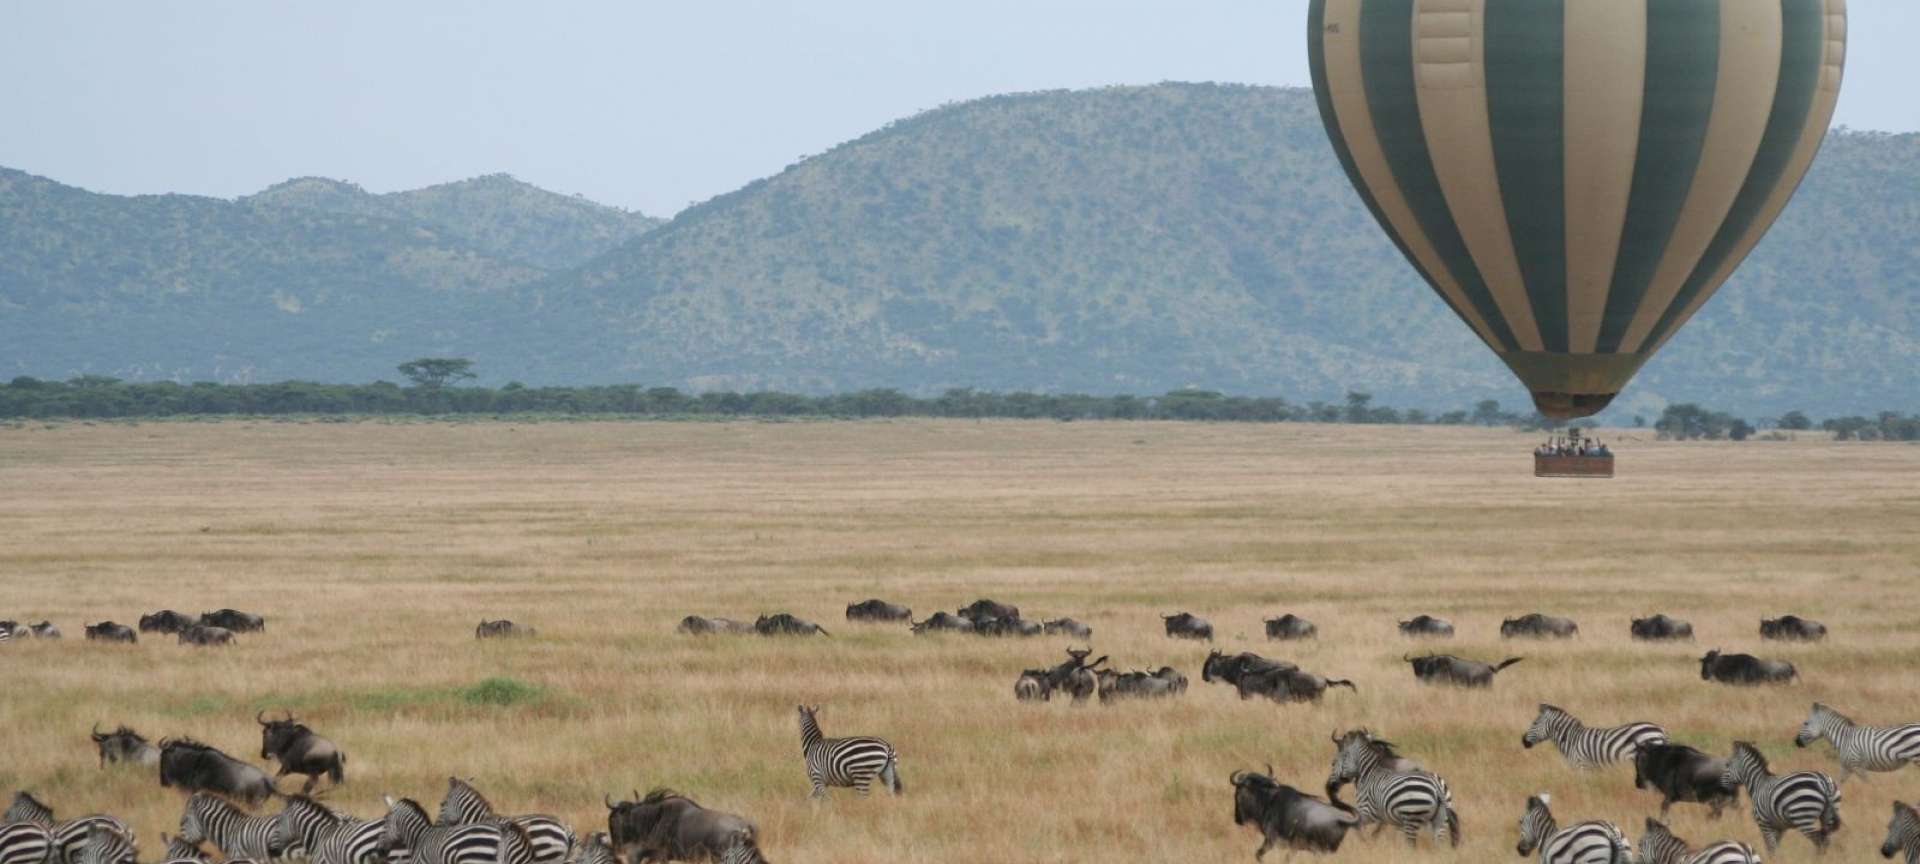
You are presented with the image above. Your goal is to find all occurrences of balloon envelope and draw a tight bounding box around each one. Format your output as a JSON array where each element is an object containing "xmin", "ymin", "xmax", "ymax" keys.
[{"xmin": 1307, "ymin": 0, "xmax": 1847, "ymax": 418}]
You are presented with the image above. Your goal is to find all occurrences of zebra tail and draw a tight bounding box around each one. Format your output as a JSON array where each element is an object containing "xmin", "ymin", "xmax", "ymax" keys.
[
  {"xmin": 883, "ymin": 758, "xmax": 903, "ymax": 795},
  {"xmin": 1443, "ymin": 805, "xmax": 1460, "ymax": 848},
  {"xmin": 1822, "ymin": 793, "xmax": 1840, "ymax": 832},
  {"xmin": 330, "ymin": 757, "xmax": 345, "ymax": 785}
]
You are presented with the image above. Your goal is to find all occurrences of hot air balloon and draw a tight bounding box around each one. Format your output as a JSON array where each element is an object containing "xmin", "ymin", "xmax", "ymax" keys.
[{"xmin": 1307, "ymin": 0, "xmax": 1847, "ymax": 419}]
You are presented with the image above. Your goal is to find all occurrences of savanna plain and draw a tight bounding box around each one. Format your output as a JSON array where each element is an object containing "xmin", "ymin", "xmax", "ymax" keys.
[{"xmin": 2, "ymin": 419, "xmax": 1917, "ymax": 863}]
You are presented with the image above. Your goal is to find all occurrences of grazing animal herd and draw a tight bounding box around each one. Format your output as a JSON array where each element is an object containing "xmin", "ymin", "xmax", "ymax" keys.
[{"xmin": 10, "ymin": 601, "xmax": 1912, "ymax": 862}]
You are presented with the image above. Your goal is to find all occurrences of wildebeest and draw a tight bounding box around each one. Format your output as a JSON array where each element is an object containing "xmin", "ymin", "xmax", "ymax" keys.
[
  {"xmin": 844, "ymin": 599, "xmax": 911, "ymax": 622},
  {"xmin": 139, "ymin": 610, "xmax": 195, "ymax": 634},
  {"xmin": 607, "ymin": 788, "xmax": 762, "ymax": 864},
  {"xmin": 1235, "ymin": 665, "xmax": 1355, "ymax": 705},
  {"xmin": 1699, "ymin": 649, "xmax": 1797, "ymax": 685},
  {"xmin": 1096, "ymin": 666, "xmax": 1188, "ymax": 702},
  {"xmin": 1398, "ymin": 615, "xmax": 1454, "ymax": 638},
  {"xmin": 28, "ymin": 621, "xmax": 62, "ymax": 639},
  {"xmin": 476, "ymin": 619, "xmax": 534, "ymax": 638},
  {"xmin": 1632, "ymin": 742, "xmax": 1734, "ymax": 819},
  {"xmin": 909, "ymin": 612, "xmax": 974, "ymax": 635},
  {"xmin": 84, "ymin": 622, "xmax": 137, "ymax": 644},
  {"xmin": 1499, "ymin": 613, "xmax": 1578, "ymax": 639},
  {"xmin": 755, "ymin": 613, "xmax": 829, "ymax": 636},
  {"xmin": 1162, "ymin": 612, "xmax": 1213, "ymax": 641},
  {"xmin": 177, "ymin": 625, "xmax": 233, "ymax": 646},
  {"xmin": 1264, "ymin": 614, "xmax": 1317, "ymax": 641},
  {"xmin": 1631, "ymin": 614, "xmax": 1694, "ymax": 641},
  {"xmin": 1014, "ymin": 670, "xmax": 1051, "ymax": 702},
  {"xmin": 257, "ymin": 710, "xmax": 345, "ymax": 794},
  {"xmin": 1231, "ymin": 766, "xmax": 1360, "ymax": 859},
  {"xmin": 1404, "ymin": 653, "xmax": 1523, "ymax": 688},
  {"xmin": 1202, "ymin": 651, "xmax": 1298, "ymax": 685},
  {"xmin": 956, "ymin": 599, "xmax": 1019, "ymax": 623},
  {"xmin": 158, "ymin": 737, "xmax": 280, "ymax": 806},
  {"xmin": 675, "ymin": 615, "xmax": 754, "ymax": 635},
  {"xmin": 1761, "ymin": 615, "xmax": 1828, "ymax": 642},
  {"xmin": 1043, "ymin": 647, "xmax": 1107, "ymax": 704},
  {"xmin": 91, "ymin": 723, "xmax": 160, "ymax": 767},
  {"xmin": 199, "ymin": 609, "xmax": 264, "ymax": 633},
  {"xmin": 972, "ymin": 616, "xmax": 1042, "ymax": 637},
  {"xmin": 1042, "ymin": 618, "xmax": 1092, "ymax": 639}
]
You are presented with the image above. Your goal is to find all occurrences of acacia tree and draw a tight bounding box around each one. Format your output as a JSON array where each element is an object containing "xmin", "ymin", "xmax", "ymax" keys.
[{"xmin": 397, "ymin": 358, "xmax": 476, "ymax": 389}]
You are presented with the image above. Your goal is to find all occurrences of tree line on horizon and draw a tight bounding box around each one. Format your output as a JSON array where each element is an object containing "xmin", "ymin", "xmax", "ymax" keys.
[{"xmin": 1, "ymin": 359, "xmax": 1912, "ymax": 442}]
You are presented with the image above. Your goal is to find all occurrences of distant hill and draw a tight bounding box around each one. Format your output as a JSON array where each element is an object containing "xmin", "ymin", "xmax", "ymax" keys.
[
  {"xmin": 243, "ymin": 173, "xmax": 661, "ymax": 270},
  {"xmin": 1, "ymin": 83, "xmax": 1915, "ymax": 417}
]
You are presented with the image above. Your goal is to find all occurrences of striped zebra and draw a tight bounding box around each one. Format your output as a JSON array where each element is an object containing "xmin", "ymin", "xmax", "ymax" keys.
[
  {"xmin": 75, "ymin": 826, "xmax": 134, "ymax": 864},
  {"xmin": 274, "ymin": 796, "xmax": 385, "ymax": 864},
  {"xmin": 1638, "ymin": 817, "xmax": 1759, "ymax": 864},
  {"xmin": 1522, "ymin": 704, "xmax": 1666, "ymax": 769},
  {"xmin": 1514, "ymin": 795, "xmax": 1630, "ymax": 864},
  {"xmin": 5, "ymin": 793, "xmax": 134, "ymax": 864},
  {"xmin": 177, "ymin": 792, "xmax": 285, "ymax": 861},
  {"xmin": 378, "ymin": 798, "xmax": 506, "ymax": 864},
  {"xmin": 0, "ymin": 823, "xmax": 55, "ymax": 864},
  {"xmin": 796, "ymin": 704, "xmax": 902, "ymax": 799},
  {"xmin": 433, "ymin": 778, "xmax": 573, "ymax": 864},
  {"xmin": 0, "ymin": 622, "xmax": 23, "ymax": 644},
  {"xmin": 1325, "ymin": 729, "xmax": 1457, "ymax": 847},
  {"xmin": 157, "ymin": 834, "xmax": 208, "ymax": 864},
  {"xmin": 1885, "ymin": 801, "xmax": 1920, "ymax": 864},
  {"xmin": 1795, "ymin": 702, "xmax": 1920, "ymax": 783},
  {"xmin": 1721, "ymin": 741, "xmax": 1842, "ymax": 854},
  {"xmin": 719, "ymin": 838, "xmax": 768, "ymax": 864}
]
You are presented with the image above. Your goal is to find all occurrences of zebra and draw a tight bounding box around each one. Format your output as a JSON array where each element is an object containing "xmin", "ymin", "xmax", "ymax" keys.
[
  {"xmin": 433, "ymin": 778, "xmax": 574, "ymax": 864},
  {"xmin": 379, "ymin": 798, "xmax": 505, "ymax": 864},
  {"xmin": 719, "ymin": 838, "xmax": 768, "ymax": 864},
  {"xmin": 1521, "ymin": 704, "xmax": 1666, "ymax": 769},
  {"xmin": 5, "ymin": 793, "xmax": 134, "ymax": 864},
  {"xmin": 1795, "ymin": 702, "xmax": 1920, "ymax": 783},
  {"xmin": 1638, "ymin": 817, "xmax": 1760, "ymax": 864},
  {"xmin": 0, "ymin": 823, "xmax": 55, "ymax": 864},
  {"xmin": 75, "ymin": 826, "xmax": 134, "ymax": 864},
  {"xmin": 1324, "ymin": 729, "xmax": 1457, "ymax": 847},
  {"xmin": 157, "ymin": 835, "xmax": 209, "ymax": 864},
  {"xmin": 1514, "ymin": 794, "xmax": 1630, "ymax": 864},
  {"xmin": 1721, "ymin": 740, "xmax": 1842, "ymax": 853},
  {"xmin": 274, "ymin": 796, "xmax": 386, "ymax": 864},
  {"xmin": 796, "ymin": 704, "xmax": 902, "ymax": 798},
  {"xmin": 1885, "ymin": 801, "xmax": 1920, "ymax": 864},
  {"xmin": 177, "ymin": 792, "xmax": 285, "ymax": 861}
]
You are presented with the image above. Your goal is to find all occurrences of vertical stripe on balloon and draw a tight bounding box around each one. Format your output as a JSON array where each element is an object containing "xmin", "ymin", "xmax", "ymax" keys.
[
  {"xmin": 1414, "ymin": 0, "xmax": 1545, "ymax": 352},
  {"xmin": 1559, "ymin": 0, "xmax": 1645, "ymax": 354},
  {"xmin": 1485, "ymin": 0, "xmax": 1568, "ymax": 352}
]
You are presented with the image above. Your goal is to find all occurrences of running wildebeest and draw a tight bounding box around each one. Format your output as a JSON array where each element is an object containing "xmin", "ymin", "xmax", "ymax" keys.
[
  {"xmin": 1499, "ymin": 613, "xmax": 1578, "ymax": 639},
  {"xmin": 139, "ymin": 610, "xmax": 195, "ymax": 634},
  {"xmin": 607, "ymin": 789, "xmax": 762, "ymax": 864},
  {"xmin": 675, "ymin": 615, "xmax": 754, "ymax": 635},
  {"xmin": 28, "ymin": 621, "xmax": 62, "ymax": 639},
  {"xmin": 1014, "ymin": 670, "xmax": 1051, "ymax": 702},
  {"xmin": 1202, "ymin": 651, "xmax": 1299, "ymax": 686},
  {"xmin": 91, "ymin": 723, "xmax": 160, "ymax": 767},
  {"xmin": 476, "ymin": 619, "xmax": 534, "ymax": 638},
  {"xmin": 1042, "ymin": 618, "xmax": 1092, "ymax": 639},
  {"xmin": 84, "ymin": 622, "xmax": 137, "ymax": 644},
  {"xmin": 1632, "ymin": 742, "xmax": 1734, "ymax": 819},
  {"xmin": 1760, "ymin": 615, "xmax": 1828, "ymax": 642},
  {"xmin": 1162, "ymin": 612, "xmax": 1213, "ymax": 641},
  {"xmin": 257, "ymin": 710, "xmax": 345, "ymax": 794},
  {"xmin": 755, "ymin": 613, "xmax": 829, "ymax": 636},
  {"xmin": 1398, "ymin": 615, "xmax": 1454, "ymax": 638},
  {"xmin": 844, "ymin": 599, "xmax": 910, "ymax": 622},
  {"xmin": 1404, "ymin": 653, "xmax": 1523, "ymax": 688},
  {"xmin": 177, "ymin": 625, "xmax": 233, "ymax": 646},
  {"xmin": 1699, "ymin": 649, "xmax": 1797, "ymax": 685},
  {"xmin": 199, "ymin": 609, "xmax": 264, "ymax": 633},
  {"xmin": 972, "ymin": 616, "xmax": 1042, "ymax": 637},
  {"xmin": 1231, "ymin": 766, "xmax": 1360, "ymax": 860},
  {"xmin": 1096, "ymin": 666, "xmax": 1188, "ymax": 702},
  {"xmin": 909, "ymin": 612, "xmax": 974, "ymax": 635},
  {"xmin": 158, "ymin": 737, "xmax": 280, "ymax": 806},
  {"xmin": 1264, "ymin": 614, "xmax": 1317, "ymax": 641},
  {"xmin": 1234, "ymin": 665, "xmax": 1355, "ymax": 705},
  {"xmin": 1630, "ymin": 614, "xmax": 1694, "ymax": 641},
  {"xmin": 956, "ymin": 599, "xmax": 1019, "ymax": 624}
]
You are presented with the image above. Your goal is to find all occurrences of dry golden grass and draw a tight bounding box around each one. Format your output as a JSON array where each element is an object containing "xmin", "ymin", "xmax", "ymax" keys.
[{"xmin": 1, "ymin": 419, "xmax": 1917, "ymax": 863}]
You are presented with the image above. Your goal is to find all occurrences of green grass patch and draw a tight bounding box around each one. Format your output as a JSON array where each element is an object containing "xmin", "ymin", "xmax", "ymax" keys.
[{"xmin": 460, "ymin": 676, "xmax": 545, "ymax": 706}]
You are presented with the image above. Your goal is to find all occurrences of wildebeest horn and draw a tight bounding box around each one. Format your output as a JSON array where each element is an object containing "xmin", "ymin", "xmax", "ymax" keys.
[
  {"xmin": 604, "ymin": 794, "xmax": 614, "ymax": 810},
  {"xmin": 257, "ymin": 710, "xmax": 269, "ymax": 725},
  {"xmin": 1330, "ymin": 729, "xmax": 1340, "ymax": 743},
  {"xmin": 1265, "ymin": 762, "xmax": 1274, "ymax": 777},
  {"xmin": 1230, "ymin": 770, "xmax": 1247, "ymax": 786},
  {"xmin": 92, "ymin": 721, "xmax": 106, "ymax": 741}
]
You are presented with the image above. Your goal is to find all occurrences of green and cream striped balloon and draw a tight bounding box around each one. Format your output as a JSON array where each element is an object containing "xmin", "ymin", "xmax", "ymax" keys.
[{"xmin": 1308, "ymin": 0, "xmax": 1846, "ymax": 418}]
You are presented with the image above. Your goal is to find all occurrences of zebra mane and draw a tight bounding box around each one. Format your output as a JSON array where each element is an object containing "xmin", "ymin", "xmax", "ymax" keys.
[
  {"xmin": 392, "ymin": 797, "xmax": 429, "ymax": 820},
  {"xmin": 448, "ymin": 777, "xmax": 495, "ymax": 814},
  {"xmin": 189, "ymin": 791, "xmax": 248, "ymax": 814},
  {"xmin": 286, "ymin": 794, "xmax": 341, "ymax": 818},
  {"xmin": 1730, "ymin": 741, "xmax": 1770, "ymax": 774},
  {"xmin": 639, "ymin": 788, "xmax": 695, "ymax": 807}
]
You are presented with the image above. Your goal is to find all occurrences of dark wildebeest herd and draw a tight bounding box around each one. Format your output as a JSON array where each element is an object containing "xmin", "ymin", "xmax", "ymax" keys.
[{"xmin": 13, "ymin": 603, "xmax": 1912, "ymax": 862}]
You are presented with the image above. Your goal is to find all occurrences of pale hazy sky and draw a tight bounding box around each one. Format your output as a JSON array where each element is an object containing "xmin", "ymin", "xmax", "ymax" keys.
[{"xmin": 4, "ymin": 2, "xmax": 1914, "ymax": 217}]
